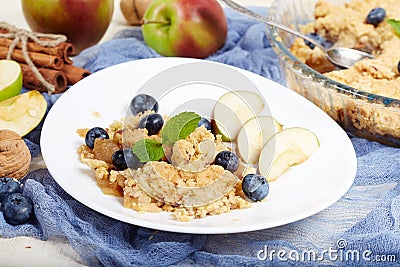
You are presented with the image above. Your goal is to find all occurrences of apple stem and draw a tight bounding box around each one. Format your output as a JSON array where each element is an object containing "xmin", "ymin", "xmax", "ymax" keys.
[{"xmin": 141, "ymin": 19, "xmax": 171, "ymax": 26}]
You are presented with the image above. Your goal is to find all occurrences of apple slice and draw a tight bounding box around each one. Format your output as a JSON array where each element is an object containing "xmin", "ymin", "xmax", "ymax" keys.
[
  {"xmin": 0, "ymin": 90, "xmax": 47, "ymax": 136},
  {"xmin": 236, "ymin": 116, "xmax": 282, "ymax": 164},
  {"xmin": 213, "ymin": 90, "xmax": 265, "ymax": 141},
  {"xmin": 0, "ymin": 60, "xmax": 22, "ymax": 101},
  {"xmin": 258, "ymin": 127, "xmax": 320, "ymax": 182}
]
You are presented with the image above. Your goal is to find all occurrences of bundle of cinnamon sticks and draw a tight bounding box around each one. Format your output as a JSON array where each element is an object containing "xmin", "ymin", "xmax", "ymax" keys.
[{"xmin": 0, "ymin": 29, "xmax": 90, "ymax": 94}]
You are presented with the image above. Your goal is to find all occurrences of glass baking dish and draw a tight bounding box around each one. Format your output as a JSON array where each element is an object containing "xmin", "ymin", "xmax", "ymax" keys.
[{"xmin": 266, "ymin": 0, "xmax": 400, "ymax": 147}]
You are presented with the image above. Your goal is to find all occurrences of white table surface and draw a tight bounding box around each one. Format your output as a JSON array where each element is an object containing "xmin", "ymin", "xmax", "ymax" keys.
[{"xmin": 1, "ymin": 0, "xmax": 271, "ymax": 266}]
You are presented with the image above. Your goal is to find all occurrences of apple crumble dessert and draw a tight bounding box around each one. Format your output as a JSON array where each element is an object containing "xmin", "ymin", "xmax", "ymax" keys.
[
  {"xmin": 77, "ymin": 94, "xmax": 258, "ymax": 221},
  {"xmin": 287, "ymin": 0, "xmax": 400, "ymax": 144},
  {"xmin": 77, "ymin": 92, "xmax": 318, "ymax": 221}
]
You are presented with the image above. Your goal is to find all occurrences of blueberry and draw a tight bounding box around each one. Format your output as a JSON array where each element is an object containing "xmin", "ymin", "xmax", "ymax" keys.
[
  {"xmin": 397, "ymin": 60, "xmax": 400, "ymax": 74},
  {"xmin": 112, "ymin": 149, "xmax": 143, "ymax": 170},
  {"xmin": 304, "ymin": 32, "xmax": 333, "ymax": 49},
  {"xmin": 198, "ymin": 117, "xmax": 212, "ymax": 132},
  {"xmin": 0, "ymin": 178, "xmax": 23, "ymax": 202},
  {"xmin": 138, "ymin": 113, "xmax": 164, "ymax": 136},
  {"xmin": 214, "ymin": 150, "xmax": 239, "ymax": 173},
  {"xmin": 242, "ymin": 174, "xmax": 269, "ymax": 202},
  {"xmin": 366, "ymin": 7, "xmax": 386, "ymax": 27},
  {"xmin": 130, "ymin": 94, "xmax": 159, "ymax": 115},
  {"xmin": 85, "ymin": 127, "xmax": 109, "ymax": 149},
  {"xmin": 125, "ymin": 149, "xmax": 144, "ymax": 169},
  {"xmin": 112, "ymin": 149, "xmax": 128, "ymax": 170},
  {"xmin": 1, "ymin": 193, "xmax": 33, "ymax": 225}
]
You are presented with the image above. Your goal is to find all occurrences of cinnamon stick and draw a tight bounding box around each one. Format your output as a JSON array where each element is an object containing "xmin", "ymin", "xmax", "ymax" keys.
[
  {"xmin": 0, "ymin": 46, "xmax": 64, "ymax": 69},
  {"xmin": 0, "ymin": 37, "xmax": 75, "ymax": 64},
  {"xmin": 57, "ymin": 42, "xmax": 75, "ymax": 63},
  {"xmin": 20, "ymin": 63, "xmax": 67, "ymax": 94},
  {"xmin": 32, "ymin": 36, "xmax": 77, "ymax": 59},
  {"xmin": 62, "ymin": 64, "xmax": 91, "ymax": 85}
]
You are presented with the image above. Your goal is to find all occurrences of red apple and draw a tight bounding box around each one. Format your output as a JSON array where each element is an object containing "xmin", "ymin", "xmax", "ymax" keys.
[
  {"xmin": 21, "ymin": 0, "xmax": 114, "ymax": 53},
  {"xmin": 141, "ymin": 0, "xmax": 228, "ymax": 58}
]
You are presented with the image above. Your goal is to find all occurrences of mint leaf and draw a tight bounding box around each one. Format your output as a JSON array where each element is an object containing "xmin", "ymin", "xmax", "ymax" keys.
[
  {"xmin": 161, "ymin": 112, "xmax": 201, "ymax": 145},
  {"xmin": 387, "ymin": 19, "xmax": 400, "ymax": 36},
  {"xmin": 132, "ymin": 139, "xmax": 164, "ymax": 162}
]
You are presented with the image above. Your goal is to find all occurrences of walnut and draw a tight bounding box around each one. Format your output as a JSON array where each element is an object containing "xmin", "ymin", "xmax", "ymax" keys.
[
  {"xmin": 120, "ymin": 0, "xmax": 153, "ymax": 25},
  {"xmin": 0, "ymin": 130, "xmax": 31, "ymax": 179}
]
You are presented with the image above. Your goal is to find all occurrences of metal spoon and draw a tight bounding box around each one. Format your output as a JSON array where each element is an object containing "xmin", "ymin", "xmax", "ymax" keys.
[{"xmin": 220, "ymin": 0, "xmax": 374, "ymax": 69}]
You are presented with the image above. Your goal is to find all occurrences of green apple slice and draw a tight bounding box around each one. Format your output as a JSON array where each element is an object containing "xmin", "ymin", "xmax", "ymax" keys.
[
  {"xmin": 236, "ymin": 116, "xmax": 282, "ymax": 164},
  {"xmin": 0, "ymin": 60, "xmax": 23, "ymax": 101},
  {"xmin": 258, "ymin": 127, "xmax": 320, "ymax": 182},
  {"xmin": 213, "ymin": 90, "xmax": 265, "ymax": 141},
  {"xmin": 0, "ymin": 90, "xmax": 47, "ymax": 136}
]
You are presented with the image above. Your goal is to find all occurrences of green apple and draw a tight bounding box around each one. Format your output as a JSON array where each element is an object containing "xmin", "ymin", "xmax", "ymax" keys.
[
  {"xmin": 21, "ymin": 0, "xmax": 114, "ymax": 53},
  {"xmin": 141, "ymin": 0, "xmax": 228, "ymax": 58},
  {"xmin": 236, "ymin": 116, "xmax": 282, "ymax": 164},
  {"xmin": 258, "ymin": 127, "xmax": 320, "ymax": 182},
  {"xmin": 213, "ymin": 90, "xmax": 265, "ymax": 141},
  {"xmin": 0, "ymin": 90, "xmax": 47, "ymax": 136},
  {"xmin": 0, "ymin": 60, "xmax": 22, "ymax": 102}
]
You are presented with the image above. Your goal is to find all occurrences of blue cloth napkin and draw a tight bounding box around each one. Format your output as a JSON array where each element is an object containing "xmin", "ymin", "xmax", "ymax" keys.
[{"xmin": 3, "ymin": 7, "xmax": 400, "ymax": 267}]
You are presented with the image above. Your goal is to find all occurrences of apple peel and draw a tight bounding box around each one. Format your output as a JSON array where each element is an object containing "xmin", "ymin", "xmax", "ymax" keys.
[{"xmin": 0, "ymin": 59, "xmax": 22, "ymax": 101}]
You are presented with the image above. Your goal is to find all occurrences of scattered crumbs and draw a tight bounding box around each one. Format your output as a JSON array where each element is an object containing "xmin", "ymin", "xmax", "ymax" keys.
[
  {"xmin": 76, "ymin": 128, "xmax": 89, "ymax": 138},
  {"xmin": 148, "ymin": 236, "xmax": 153, "ymax": 240},
  {"xmin": 233, "ymin": 218, "xmax": 241, "ymax": 223},
  {"xmin": 25, "ymin": 246, "xmax": 32, "ymax": 249},
  {"xmin": 92, "ymin": 111, "xmax": 101, "ymax": 118}
]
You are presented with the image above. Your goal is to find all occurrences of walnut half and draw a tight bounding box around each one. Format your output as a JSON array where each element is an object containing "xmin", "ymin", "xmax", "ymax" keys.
[
  {"xmin": 0, "ymin": 130, "xmax": 31, "ymax": 179},
  {"xmin": 120, "ymin": 0, "xmax": 153, "ymax": 26}
]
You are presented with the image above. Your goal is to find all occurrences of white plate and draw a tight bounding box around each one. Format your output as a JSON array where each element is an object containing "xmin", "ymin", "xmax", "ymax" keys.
[{"xmin": 41, "ymin": 58, "xmax": 356, "ymax": 234}]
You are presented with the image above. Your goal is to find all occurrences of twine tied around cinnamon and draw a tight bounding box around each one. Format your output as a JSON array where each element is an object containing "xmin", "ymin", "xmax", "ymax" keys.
[{"xmin": 0, "ymin": 21, "xmax": 68, "ymax": 94}]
